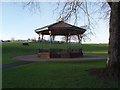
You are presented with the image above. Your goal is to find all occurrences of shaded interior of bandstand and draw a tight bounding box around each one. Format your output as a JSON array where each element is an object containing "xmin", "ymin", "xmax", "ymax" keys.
[{"xmin": 36, "ymin": 29, "xmax": 85, "ymax": 58}]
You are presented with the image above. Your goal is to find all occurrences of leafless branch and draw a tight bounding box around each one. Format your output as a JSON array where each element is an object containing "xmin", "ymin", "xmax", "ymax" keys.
[
  {"xmin": 22, "ymin": 0, "xmax": 41, "ymax": 14},
  {"xmin": 21, "ymin": 0, "xmax": 111, "ymax": 42}
]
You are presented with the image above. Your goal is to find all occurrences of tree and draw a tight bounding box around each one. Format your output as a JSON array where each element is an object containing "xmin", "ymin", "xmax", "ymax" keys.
[
  {"xmin": 107, "ymin": 2, "xmax": 120, "ymax": 69},
  {"xmin": 56, "ymin": 1, "xmax": 120, "ymax": 70}
]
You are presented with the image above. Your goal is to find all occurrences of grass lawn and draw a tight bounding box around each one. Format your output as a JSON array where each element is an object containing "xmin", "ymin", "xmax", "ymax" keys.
[
  {"xmin": 2, "ymin": 41, "xmax": 38, "ymax": 64},
  {"xmin": 2, "ymin": 41, "xmax": 108, "ymax": 65},
  {"xmin": 2, "ymin": 41, "xmax": 118, "ymax": 88}
]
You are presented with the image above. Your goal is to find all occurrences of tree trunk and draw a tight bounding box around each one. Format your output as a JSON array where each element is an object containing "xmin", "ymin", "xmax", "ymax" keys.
[{"xmin": 108, "ymin": 2, "xmax": 120, "ymax": 68}]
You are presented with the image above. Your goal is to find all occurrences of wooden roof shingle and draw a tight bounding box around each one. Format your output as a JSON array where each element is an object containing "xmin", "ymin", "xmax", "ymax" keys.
[{"xmin": 35, "ymin": 21, "xmax": 86, "ymax": 35}]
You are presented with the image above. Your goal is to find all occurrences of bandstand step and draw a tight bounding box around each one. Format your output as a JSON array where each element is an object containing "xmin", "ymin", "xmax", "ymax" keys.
[{"xmin": 38, "ymin": 53, "xmax": 50, "ymax": 59}]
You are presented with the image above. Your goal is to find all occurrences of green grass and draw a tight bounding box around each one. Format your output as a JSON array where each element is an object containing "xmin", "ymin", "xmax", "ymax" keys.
[
  {"xmin": 2, "ymin": 41, "xmax": 108, "ymax": 65},
  {"xmin": 2, "ymin": 41, "xmax": 38, "ymax": 64},
  {"xmin": 2, "ymin": 41, "xmax": 118, "ymax": 88},
  {"xmin": 3, "ymin": 60, "xmax": 118, "ymax": 88},
  {"xmin": 83, "ymin": 44, "xmax": 108, "ymax": 55}
]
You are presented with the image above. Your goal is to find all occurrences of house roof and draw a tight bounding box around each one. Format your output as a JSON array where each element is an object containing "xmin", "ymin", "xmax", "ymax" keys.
[{"xmin": 35, "ymin": 21, "xmax": 86, "ymax": 35}]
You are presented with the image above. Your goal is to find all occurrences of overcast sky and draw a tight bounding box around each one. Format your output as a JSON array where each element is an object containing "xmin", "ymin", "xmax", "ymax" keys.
[{"xmin": 1, "ymin": 2, "xmax": 109, "ymax": 43}]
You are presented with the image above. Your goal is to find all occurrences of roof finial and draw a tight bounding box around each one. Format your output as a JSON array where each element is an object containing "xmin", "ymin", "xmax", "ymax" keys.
[{"xmin": 56, "ymin": 16, "xmax": 64, "ymax": 23}]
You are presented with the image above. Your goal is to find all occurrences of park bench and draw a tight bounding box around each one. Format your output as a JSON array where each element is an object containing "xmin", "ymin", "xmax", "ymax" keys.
[{"xmin": 22, "ymin": 43, "xmax": 29, "ymax": 46}]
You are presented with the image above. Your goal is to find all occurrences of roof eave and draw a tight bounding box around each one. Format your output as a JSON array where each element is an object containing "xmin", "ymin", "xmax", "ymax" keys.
[{"xmin": 35, "ymin": 27, "xmax": 48, "ymax": 33}]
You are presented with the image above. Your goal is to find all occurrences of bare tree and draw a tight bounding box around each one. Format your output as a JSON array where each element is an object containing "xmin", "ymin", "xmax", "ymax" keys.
[{"xmin": 56, "ymin": 1, "xmax": 120, "ymax": 72}]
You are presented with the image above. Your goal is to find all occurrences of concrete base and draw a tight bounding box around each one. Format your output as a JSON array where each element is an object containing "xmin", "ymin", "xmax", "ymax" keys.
[
  {"xmin": 38, "ymin": 49, "xmax": 83, "ymax": 58},
  {"xmin": 38, "ymin": 53, "xmax": 50, "ymax": 59}
]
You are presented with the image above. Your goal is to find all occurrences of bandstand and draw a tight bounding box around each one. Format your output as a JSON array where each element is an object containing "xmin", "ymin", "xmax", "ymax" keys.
[{"xmin": 35, "ymin": 21, "xmax": 86, "ymax": 58}]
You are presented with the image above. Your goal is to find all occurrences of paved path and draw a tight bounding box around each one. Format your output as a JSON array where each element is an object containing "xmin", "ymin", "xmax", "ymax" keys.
[
  {"xmin": 1, "ymin": 61, "xmax": 34, "ymax": 69},
  {"xmin": 1, "ymin": 54, "xmax": 107, "ymax": 69},
  {"xmin": 12, "ymin": 54, "xmax": 107, "ymax": 62}
]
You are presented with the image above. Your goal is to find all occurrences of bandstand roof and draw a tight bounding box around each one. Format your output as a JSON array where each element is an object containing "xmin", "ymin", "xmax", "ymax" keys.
[{"xmin": 35, "ymin": 21, "xmax": 86, "ymax": 35}]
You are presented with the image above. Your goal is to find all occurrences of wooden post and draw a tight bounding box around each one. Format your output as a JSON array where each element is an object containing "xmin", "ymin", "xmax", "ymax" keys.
[
  {"xmin": 66, "ymin": 35, "xmax": 68, "ymax": 43},
  {"xmin": 41, "ymin": 34, "xmax": 44, "ymax": 50},
  {"xmin": 77, "ymin": 34, "xmax": 82, "ymax": 44},
  {"xmin": 38, "ymin": 33, "xmax": 41, "ymax": 53},
  {"xmin": 49, "ymin": 31, "xmax": 52, "ymax": 50},
  {"xmin": 77, "ymin": 34, "xmax": 82, "ymax": 49},
  {"xmin": 68, "ymin": 32, "xmax": 71, "ymax": 51},
  {"xmin": 53, "ymin": 35, "xmax": 55, "ymax": 41},
  {"xmin": 80, "ymin": 35, "xmax": 82, "ymax": 44},
  {"xmin": 42, "ymin": 34, "xmax": 44, "ymax": 40},
  {"xmin": 69, "ymin": 32, "xmax": 71, "ymax": 43},
  {"xmin": 49, "ymin": 31, "xmax": 53, "ymax": 58},
  {"xmin": 77, "ymin": 35, "xmax": 80, "ymax": 43}
]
